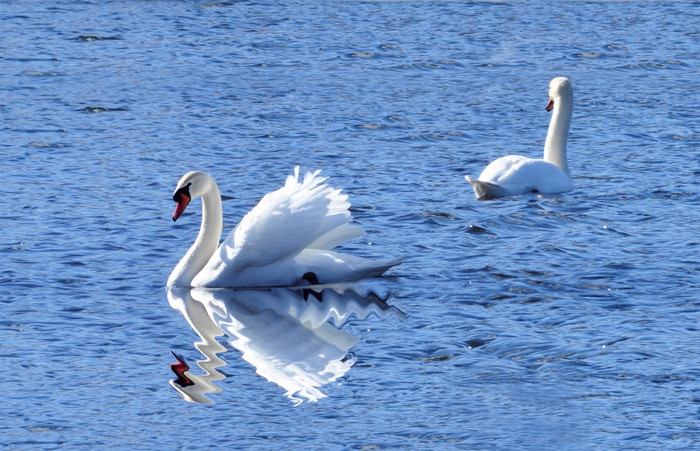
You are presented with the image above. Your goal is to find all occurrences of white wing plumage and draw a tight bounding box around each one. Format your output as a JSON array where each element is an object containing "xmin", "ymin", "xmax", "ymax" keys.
[{"xmin": 192, "ymin": 168, "xmax": 397, "ymax": 287}]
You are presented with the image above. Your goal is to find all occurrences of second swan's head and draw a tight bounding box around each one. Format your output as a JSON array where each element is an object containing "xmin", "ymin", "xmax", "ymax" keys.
[
  {"xmin": 171, "ymin": 171, "xmax": 215, "ymax": 221},
  {"xmin": 545, "ymin": 77, "xmax": 573, "ymax": 112}
]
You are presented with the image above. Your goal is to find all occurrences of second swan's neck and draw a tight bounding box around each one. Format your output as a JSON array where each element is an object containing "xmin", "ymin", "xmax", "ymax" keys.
[
  {"xmin": 543, "ymin": 92, "xmax": 573, "ymax": 175},
  {"xmin": 169, "ymin": 181, "xmax": 222, "ymax": 287}
]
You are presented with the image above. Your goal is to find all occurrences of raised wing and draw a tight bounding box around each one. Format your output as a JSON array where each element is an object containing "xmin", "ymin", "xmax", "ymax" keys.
[{"xmin": 202, "ymin": 168, "xmax": 363, "ymax": 278}]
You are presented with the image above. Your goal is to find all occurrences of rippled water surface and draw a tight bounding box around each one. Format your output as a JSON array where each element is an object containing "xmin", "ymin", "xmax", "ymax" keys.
[{"xmin": 3, "ymin": 1, "xmax": 699, "ymax": 449}]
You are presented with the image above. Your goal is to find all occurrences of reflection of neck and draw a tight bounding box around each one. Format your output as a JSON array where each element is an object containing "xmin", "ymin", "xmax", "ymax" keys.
[
  {"xmin": 169, "ymin": 183, "xmax": 222, "ymax": 287},
  {"xmin": 543, "ymin": 92, "xmax": 573, "ymax": 175},
  {"xmin": 167, "ymin": 289, "xmax": 226, "ymax": 403}
]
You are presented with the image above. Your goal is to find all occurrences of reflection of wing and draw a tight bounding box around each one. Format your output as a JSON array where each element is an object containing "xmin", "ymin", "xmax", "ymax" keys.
[
  {"xmin": 169, "ymin": 285, "xmax": 405, "ymax": 405},
  {"xmin": 290, "ymin": 284, "xmax": 407, "ymax": 329},
  {"xmin": 195, "ymin": 287, "xmax": 358, "ymax": 404}
]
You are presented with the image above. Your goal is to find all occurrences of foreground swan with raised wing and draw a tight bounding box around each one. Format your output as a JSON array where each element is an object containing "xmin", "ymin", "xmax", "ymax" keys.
[
  {"xmin": 167, "ymin": 167, "xmax": 403, "ymax": 287},
  {"xmin": 466, "ymin": 77, "xmax": 574, "ymax": 200}
]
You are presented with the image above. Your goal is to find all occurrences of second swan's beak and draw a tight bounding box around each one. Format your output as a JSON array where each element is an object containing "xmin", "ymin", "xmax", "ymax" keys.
[
  {"xmin": 545, "ymin": 98, "xmax": 554, "ymax": 112},
  {"xmin": 172, "ymin": 185, "xmax": 191, "ymax": 222}
]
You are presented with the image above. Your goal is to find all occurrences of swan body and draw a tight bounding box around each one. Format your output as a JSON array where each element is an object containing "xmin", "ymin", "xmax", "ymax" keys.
[
  {"xmin": 466, "ymin": 77, "xmax": 574, "ymax": 200},
  {"xmin": 167, "ymin": 167, "xmax": 402, "ymax": 288}
]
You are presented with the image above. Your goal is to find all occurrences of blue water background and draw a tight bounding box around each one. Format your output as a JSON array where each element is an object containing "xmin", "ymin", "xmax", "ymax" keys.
[{"xmin": 2, "ymin": 1, "xmax": 699, "ymax": 449}]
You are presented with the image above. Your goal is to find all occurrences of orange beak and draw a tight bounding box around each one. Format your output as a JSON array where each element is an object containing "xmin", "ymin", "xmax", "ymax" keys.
[
  {"xmin": 172, "ymin": 191, "xmax": 191, "ymax": 222},
  {"xmin": 546, "ymin": 98, "xmax": 554, "ymax": 111}
]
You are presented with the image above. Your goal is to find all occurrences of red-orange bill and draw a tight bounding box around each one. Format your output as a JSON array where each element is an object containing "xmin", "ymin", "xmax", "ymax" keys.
[{"xmin": 172, "ymin": 193, "xmax": 190, "ymax": 221}]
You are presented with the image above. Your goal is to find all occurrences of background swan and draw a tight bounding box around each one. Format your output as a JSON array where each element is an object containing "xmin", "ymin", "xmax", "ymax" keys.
[
  {"xmin": 466, "ymin": 77, "xmax": 574, "ymax": 200},
  {"xmin": 167, "ymin": 167, "xmax": 403, "ymax": 287}
]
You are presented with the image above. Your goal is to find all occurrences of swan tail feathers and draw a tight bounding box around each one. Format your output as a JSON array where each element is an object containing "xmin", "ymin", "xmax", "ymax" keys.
[
  {"xmin": 465, "ymin": 176, "xmax": 505, "ymax": 200},
  {"xmin": 308, "ymin": 223, "xmax": 366, "ymax": 250},
  {"xmin": 296, "ymin": 250, "xmax": 403, "ymax": 283},
  {"xmin": 337, "ymin": 254, "xmax": 404, "ymax": 280},
  {"xmin": 363, "ymin": 255, "xmax": 405, "ymax": 278}
]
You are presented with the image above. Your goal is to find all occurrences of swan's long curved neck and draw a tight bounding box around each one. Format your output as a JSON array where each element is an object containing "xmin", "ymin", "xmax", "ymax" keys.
[
  {"xmin": 543, "ymin": 93, "xmax": 573, "ymax": 175},
  {"xmin": 168, "ymin": 183, "xmax": 222, "ymax": 287}
]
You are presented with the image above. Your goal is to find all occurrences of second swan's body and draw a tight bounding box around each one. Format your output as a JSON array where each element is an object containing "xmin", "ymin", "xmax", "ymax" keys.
[{"xmin": 466, "ymin": 77, "xmax": 574, "ymax": 200}]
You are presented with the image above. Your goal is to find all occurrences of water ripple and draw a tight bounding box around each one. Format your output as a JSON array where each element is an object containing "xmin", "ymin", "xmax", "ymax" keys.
[{"xmin": 2, "ymin": 0, "xmax": 699, "ymax": 448}]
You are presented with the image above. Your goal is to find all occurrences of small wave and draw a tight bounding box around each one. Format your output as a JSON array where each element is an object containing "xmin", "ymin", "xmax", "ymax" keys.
[
  {"xmin": 21, "ymin": 70, "xmax": 60, "ymax": 77},
  {"xmin": 75, "ymin": 35, "xmax": 122, "ymax": 42},
  {"xmin": 82, "ymin": 106, "xmax": 129, "ymax": 113},
  {"xmin": 28, "ymin": 142, "xmax": 66, "ymax": 148}
]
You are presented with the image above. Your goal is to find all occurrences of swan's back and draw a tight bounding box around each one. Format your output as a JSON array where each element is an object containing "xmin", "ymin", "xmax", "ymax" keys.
[
  {"xmin": 192, "ymin": 168, "xmax": 398, "ymax": 287},
  {"xmin": 468, "ymin": 156, "xmax": 573, "ymax": 200}
]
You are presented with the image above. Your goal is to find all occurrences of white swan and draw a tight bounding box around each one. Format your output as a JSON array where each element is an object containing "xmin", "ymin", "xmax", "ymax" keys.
[
  {"xmin": 466, "ymin": 77, "xmax": 574, "ymax": 200},
  {"xmin": 167, "ymin": 167, "xmax": 403, "ymax": 287}
]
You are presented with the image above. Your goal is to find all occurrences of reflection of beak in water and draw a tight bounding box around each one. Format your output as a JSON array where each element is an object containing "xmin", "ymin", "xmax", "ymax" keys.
[
  {"xmin": 170, "ymin": 351, "xmax": 194, "ymax": 387},
  {"xmin": 167, "ymin": 284, "xmax": 405, "ymax": 405}
]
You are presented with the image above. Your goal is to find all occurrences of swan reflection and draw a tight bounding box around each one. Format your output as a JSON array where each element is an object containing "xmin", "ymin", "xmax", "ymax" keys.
[{"xmin": 167, "ymin": 284, "xmax": 405, "ymax": 405}]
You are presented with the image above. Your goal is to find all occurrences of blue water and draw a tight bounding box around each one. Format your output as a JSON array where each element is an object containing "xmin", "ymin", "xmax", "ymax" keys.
[{"xmin": 2, "ymin": 0, "xmax": 699, "ymax": 449}]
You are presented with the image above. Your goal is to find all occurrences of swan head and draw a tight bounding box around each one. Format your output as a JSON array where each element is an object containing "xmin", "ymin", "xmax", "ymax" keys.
[
  {"xmin": 171, "ymin": 171, "xmax": 215, "ymax": 221},
  {"xmin": 545, "ymin": 77, "xmax": 572, "ymax": 112}
]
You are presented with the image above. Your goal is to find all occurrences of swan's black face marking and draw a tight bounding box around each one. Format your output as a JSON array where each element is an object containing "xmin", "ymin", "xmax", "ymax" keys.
[
  {"xmin": 173, "ymin": 182, "xmax": 191, "ymax": 203},
  {"xmin": 302, "ymin": 272, "xmax": 323, "ymax": 302},
  {"xmin": 172, "ymin": 183, "xmax": 192, "ymax": 222},
  {"xmin": 170, "ymin": 351, "xmax": 194, "ymax": 387}
]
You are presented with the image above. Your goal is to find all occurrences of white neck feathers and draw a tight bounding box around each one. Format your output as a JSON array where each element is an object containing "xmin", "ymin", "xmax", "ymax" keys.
[
  {"xmin": 543, "ymin": 82, "xmax": 573, "ymax": 175},
  {"xmin": 168, "ymin": 179, "xmax": 222, "ymax": 287}
]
